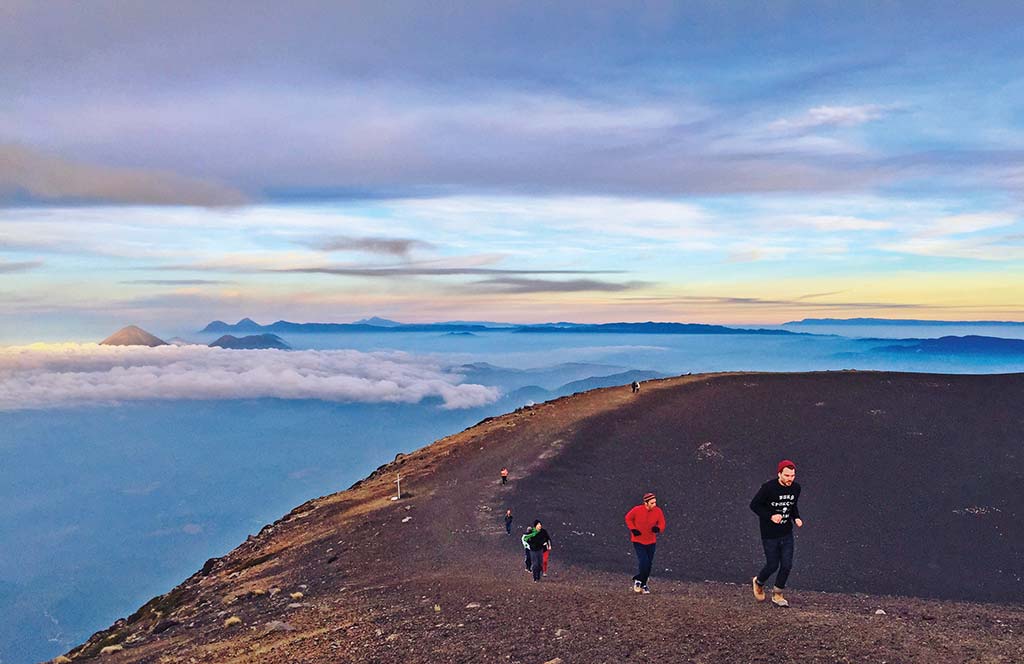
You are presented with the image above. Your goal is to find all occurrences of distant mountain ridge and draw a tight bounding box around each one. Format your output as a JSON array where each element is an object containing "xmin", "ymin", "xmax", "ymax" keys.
[
  {"xmin": 786, "ymin": 317, "xmax": 1024, "ymax": 326},
  {"xmin": 209, "ymin": 334, "xmax": 291, "ymax": 350},
  {"xmin": 199, "ymin": 318, "xmax": 801, "ymax": 336},
  {"xmin": 871, "ymin": 335, "xmax": 1024, "ymax": 356}
]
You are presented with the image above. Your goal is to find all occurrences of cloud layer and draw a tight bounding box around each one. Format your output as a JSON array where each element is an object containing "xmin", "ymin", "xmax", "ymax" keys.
[
  {"xmin": 0, "ymin": 344, "xmax": 499, "ymax": 410},
  {"xmin": 0, "ymin": 143, "xmax": 246, "ymax": 206}
]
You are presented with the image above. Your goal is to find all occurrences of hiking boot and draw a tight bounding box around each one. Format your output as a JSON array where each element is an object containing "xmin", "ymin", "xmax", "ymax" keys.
[
  {"xmin": 641, "ymin": 585, "xmax": 651, "ymax": 594},
  {"xmin": 772, "ymin": 591, "xmax": 790, "ymax": 608},
  {"xmin": 752, "ymin": 577, "xmax": 766, "ymax": 602},
  {"xmin": 632, "ymin": 580, "xmax": 643, "ymax": 593}
]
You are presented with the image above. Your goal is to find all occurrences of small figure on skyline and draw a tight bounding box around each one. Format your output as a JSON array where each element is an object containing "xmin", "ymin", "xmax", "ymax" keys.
[
  {"xmin": 500, "ymin": 467, "xmax": 509, "ymax": 485},
  {"xmin": 750, "ymin": 459, "xmax": 804, "ymax": 608},
  {"xmin": 625, "ymin": 492, "xmax": 665, "ymax": 594},
  {"xmin": 631, "ymin": 380, "xmax": 641, "ymax": 393},
  {"xmin": 504, "ymin": 509, "xmax": 514, "ymax": 535}
]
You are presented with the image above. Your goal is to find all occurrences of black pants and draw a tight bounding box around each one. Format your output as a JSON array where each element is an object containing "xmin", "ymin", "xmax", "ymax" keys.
[
  {"xmin": 530, "ymin": 550, "xmax": 545, "ymax": 581},
  {"xmin": 524, "ymin": 548, "xmax": 532, "ymax": 571},
  {"xmin": 501, "ymin": 476, "xmax": 507, "ymax": 484},
  {"xmin": 632, "ymin": 542, "xmax": 656, "ymax": 585},
  {"xmin": 757, "ymin": 533, "xmax": 794, "ymax": 589}
]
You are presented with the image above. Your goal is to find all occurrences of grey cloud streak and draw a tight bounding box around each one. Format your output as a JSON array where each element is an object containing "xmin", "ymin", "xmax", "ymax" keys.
[
  {"xmin": 469, "ymin": 277, "xmax": 651, "ymax": 294},
  {"xmin": 0, "ymin": 259, "xmax": 43, "ymax": 273},
  {"xmin": 620, "ymin": 294, "xmax": 927, "ymax": 310},
  {"xmin": 305, "ymin": 235, "xmax": 435, "ymax": 257},
  {"xmin": 119, "ymin": 279, "xmax": 231, "ymax": 286},
  {"xmin": 270, "ymin": 266, "xmax": 623, "ymax": 277}
]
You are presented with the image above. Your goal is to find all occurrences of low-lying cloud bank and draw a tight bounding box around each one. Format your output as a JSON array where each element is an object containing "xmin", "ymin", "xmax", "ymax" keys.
[{"xmin": 0, "ymin": 344, "xmax": 500, "ymax": 410}]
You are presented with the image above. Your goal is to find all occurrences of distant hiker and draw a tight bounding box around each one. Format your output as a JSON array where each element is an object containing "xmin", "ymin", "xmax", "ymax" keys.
[
  {"xmin": 750, "ymin": 459, "xmax": 804, "ymax": 608},
  {"xmin": 504, "ymin": 509, "xmax": 514, "ymax": 535},
  {"xmin": 525, "ymin": 520, "xmax": 552, "ymax": 582},
  {"xmin": 625, "ymin": 492, "xmax": 665, "ymax": 594},
  {"xmin": 631, "ymin": 380, "xmax": 641, "ymax": 393},
  {"xmin": 500, "ymin": 467, "xmax": 509, "ymax": 485},
  {"xmin": 522, "ymin": 526, "xmax": 534, "ymax": 573}
]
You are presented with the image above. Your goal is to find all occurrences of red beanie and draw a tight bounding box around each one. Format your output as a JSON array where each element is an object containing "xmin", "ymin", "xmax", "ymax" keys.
[{"xmin": 777, "ymin": 459, "xmax": 796, "ymax": 473}]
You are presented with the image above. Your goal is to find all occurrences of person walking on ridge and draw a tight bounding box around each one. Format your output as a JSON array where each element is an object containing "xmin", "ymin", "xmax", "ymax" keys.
[
  {"xmin": 500, "ymin": 467, "xmax": 509, "ymax": 485},
  {"xmin": 504, "ymin": 509, "xmax": 514, "ymax": 535},
  {"xmin": 525, "ymin": 520, "xmax": 551, "ymax": 582},
  {"xmin": 521, "ymin": 525, "xmax": 534, "ymax": 573},
  {"xmin": 625, "ymin": 492, "xmax": 665, "ymax": 594},
  {"xmin": 750, "ymin": 459, "xmax": 804, "ymax": 607}
]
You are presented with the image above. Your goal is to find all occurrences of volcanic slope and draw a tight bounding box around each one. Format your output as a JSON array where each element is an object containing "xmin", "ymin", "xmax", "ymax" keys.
[{"xmin": 64, "ymin": 372, "xmax": 1024, "ymax": 663}]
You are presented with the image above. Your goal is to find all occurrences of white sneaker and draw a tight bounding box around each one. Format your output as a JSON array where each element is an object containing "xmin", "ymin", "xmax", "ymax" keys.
[
  {"xmin": 641, "ymin": 585, "xmax": 651, "ymax": 595},
  {"xmin": 632, "ymin": 580, "xmax": 643, "ymax": 593}
]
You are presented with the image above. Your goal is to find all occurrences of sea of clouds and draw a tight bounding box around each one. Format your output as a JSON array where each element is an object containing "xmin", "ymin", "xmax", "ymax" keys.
[{"xmin": 0, "ymin": 343, "xmax": 500, "ymax": 410}]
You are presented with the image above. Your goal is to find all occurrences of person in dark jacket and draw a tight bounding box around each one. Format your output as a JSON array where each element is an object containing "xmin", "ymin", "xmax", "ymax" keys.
[
  {"xmin": 624, "ymin": 492, "xmax": 665, "ymax": 594},
  {"xmin": 504, "ymin": 509, "xmax": 514, "ymax": 535},
  {"xmin": 525, "ymin": 520, "xmax": 551, "ymax": 582},
  {"xmin": 750, "ymin": 459, "xmax": 804, "ymax": 607}
]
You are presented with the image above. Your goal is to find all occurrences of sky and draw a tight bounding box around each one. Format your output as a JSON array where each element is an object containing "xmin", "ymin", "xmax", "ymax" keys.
[{"xmin": 2, "ymin": 1, "xmax": 1024, "ymax": 342}]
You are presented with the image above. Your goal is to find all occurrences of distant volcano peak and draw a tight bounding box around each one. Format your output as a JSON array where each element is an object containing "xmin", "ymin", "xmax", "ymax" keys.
[{"xmin": 99, "ymin": 325, "xmax": 167, "ymax": 347}]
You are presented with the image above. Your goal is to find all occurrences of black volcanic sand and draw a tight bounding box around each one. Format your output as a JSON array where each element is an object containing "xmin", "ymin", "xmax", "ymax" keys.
[
  {"xmin": 63, "ymin": 372, "xmax": 1024, "ymax": 664},
  {"xmin": 509, "ymin": 371, "xmax": 1024, "ymax": 603}
]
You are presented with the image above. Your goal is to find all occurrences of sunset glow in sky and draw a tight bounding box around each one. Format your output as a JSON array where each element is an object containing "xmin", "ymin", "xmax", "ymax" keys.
[{"xmin": 2, "ymin": 2, "xmax": 1023, "ymax": 341}]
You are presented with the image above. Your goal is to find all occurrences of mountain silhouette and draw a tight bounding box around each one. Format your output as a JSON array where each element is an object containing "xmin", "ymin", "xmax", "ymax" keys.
[
  {"xmin": 99, "ymin": 325, "xmax": 167, "ymax": 347},
  {"xmin": 209, "ymin": 334, "xmax": 290, "ymax": 350}
]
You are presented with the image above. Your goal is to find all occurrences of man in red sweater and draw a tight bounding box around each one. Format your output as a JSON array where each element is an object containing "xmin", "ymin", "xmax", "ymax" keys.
[{"xmin": 624, "ymin": 492, "xmax": 666, "ymax": 594}]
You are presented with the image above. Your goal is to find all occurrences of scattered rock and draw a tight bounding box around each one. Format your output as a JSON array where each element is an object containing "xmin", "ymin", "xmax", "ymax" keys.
[
  {"xmin": 264, "ymin": 620, "xmax": 295, "ymax": 633},
  {"xmin": 434, "ymin": 604, "xmax": 442, "ymax": 612},
  {"xmin": 224, "ymin": 616, "xmax": 242, "ymax": 627},
  {"xmin": 402, "ymin": 516, "xmax": 413, "ymax": 523},
  {"xmin": 875, "ymin": 609, "xmax": 887, "ymax": 615},
  {"xmin": 52, "ymin": 657, "xmax": 73, "ymax": 663},
  {"xmin": 695, "ymin": 441, "xmax": 723, "ymax": 461},
  {"xmin": 153, "ymin": 618, "xmax": 180, "ymax": 634},
  {"xmin": 287, "ymin": 603, "xmax": 306, "ymax": 609},
  {"xmin": 100, "ymin": 645, "xmax": 124, "ymax": 655},
  {"xmin": 465, "ymin": 602, "xmax": 481, "ymax": 609},
  {"xmin": 290, "ymin": 592, "xmax": 304, "ymax": 600},
  {"xmin": 543, "ymin": 658, "xmax": 564, "ymax": 664},
  {"xmin": 386, "ymin": 633, "xmax": 399, "ymax": 642},
  {"xmin": 555, "ymin": 628, "xmax": 569, "ymax": 637}
]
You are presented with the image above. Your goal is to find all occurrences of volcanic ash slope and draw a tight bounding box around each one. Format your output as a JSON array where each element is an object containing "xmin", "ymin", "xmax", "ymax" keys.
[{"xmin": 63, "ymin": 372, "xmax": 1024, "ymax": 663}]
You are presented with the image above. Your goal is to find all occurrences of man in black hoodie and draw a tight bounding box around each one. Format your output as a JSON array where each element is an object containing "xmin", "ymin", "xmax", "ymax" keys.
[{"xmin": 749, "ymin": 459, "xmax": 803, "ymax": 607}]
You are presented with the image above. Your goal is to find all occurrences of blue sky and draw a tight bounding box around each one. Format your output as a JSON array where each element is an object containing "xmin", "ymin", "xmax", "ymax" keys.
[{"xmin": 2, "ymin": 2, "xmax": 1023, "ymax": 341}]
